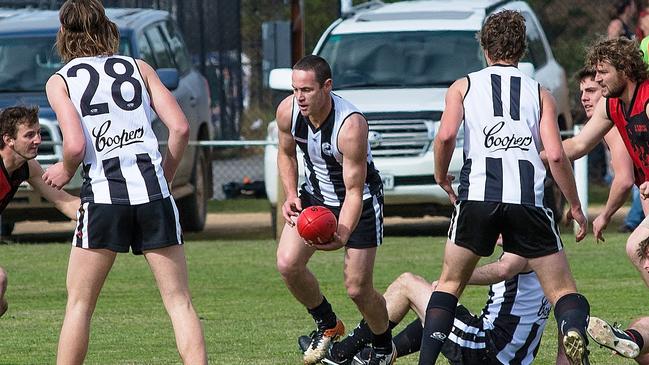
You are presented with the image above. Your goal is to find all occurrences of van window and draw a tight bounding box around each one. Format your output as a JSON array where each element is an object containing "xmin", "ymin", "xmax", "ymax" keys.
[
  {"xmin": 319, "ymin": 31, "xmax": 484, "ymax": 89},
  {"xmin": 144, "ymin": 25, "xmax": 175, "ymax": 68},
  {"xmin": 136, "ymin": 32, "xmax": 157, "ymax": 68},
  {"xmin": 521, "ymin": 12, "xmax": 548, "ymax": 67},
  {"xmin": 161, "ymin": 20, "xmax": 192, "ymax": 74}
]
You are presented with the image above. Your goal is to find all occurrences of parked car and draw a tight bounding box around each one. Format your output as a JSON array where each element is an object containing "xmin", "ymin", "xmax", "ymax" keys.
[
  {"xmin": 265, "ymin": 0, "xmax": 570, "ymax": 227},
  {"xmin": 0, "ymin": 7, "xmax": 213, "ymax": 234}
]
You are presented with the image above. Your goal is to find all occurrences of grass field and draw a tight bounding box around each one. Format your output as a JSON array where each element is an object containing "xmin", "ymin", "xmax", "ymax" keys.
[{"xmin": 0, "ymin": 231, "xmax": 646, "ymax": 364}]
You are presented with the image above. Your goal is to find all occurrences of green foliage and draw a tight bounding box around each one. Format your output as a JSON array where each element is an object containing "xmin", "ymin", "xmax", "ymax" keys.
[{"xmin": 0, "ymin": 233, "xmax": 645, "ymax": 364}]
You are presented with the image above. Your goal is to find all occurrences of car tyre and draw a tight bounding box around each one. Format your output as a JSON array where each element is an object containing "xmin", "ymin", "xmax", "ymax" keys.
[{"xmin": 178, "ymin": 148, "xmax": 209, "ymax": 232}]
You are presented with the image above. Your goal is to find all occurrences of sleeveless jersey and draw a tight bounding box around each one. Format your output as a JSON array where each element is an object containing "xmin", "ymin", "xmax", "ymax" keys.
[
  {"xmin": 57, "ymin": 55, "xmax": 169, "ymax": 205},
  {"xmin": 607, "ymin": 80, "xmax": 649, "ymax": 186},
  {"xmin": 0, "ymin": 160, "xmax": 29, "ymax": 213},
  {"xmin": 459, "ymin": 65, "xmax": 546, "ymax": 207},
  {"xmin": 291, "ymin": 93, "xmax": 382, "ymax": 207},
  {"xmin": 451, "ymin": 270, "xmax": 551, "ymax": 365}
]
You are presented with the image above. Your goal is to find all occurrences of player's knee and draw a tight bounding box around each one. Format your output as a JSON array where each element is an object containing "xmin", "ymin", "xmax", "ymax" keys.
[
  {"xmin": 626, "ymin": 238, "xmax": 642, "ymax": 265},
  {"xmin": 345, "ymin": 279, "xmax": 372, "ymax": 302},
  {"xmin": 276, "ymin": 255, "xmax": 303, "ymax": 280}
]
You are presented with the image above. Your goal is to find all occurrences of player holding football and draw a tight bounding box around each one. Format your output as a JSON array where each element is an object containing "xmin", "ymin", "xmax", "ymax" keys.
[
  {"xmin": 0, "ymin": 105, "xmax": 80, "ymax": 318},
  {"xmin": 275, "ymin": 55, "xmax": 393, "ymax": 365}
]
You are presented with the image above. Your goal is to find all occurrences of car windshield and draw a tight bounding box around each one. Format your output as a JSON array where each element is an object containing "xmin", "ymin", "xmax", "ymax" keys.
[
  {"xmin": 0, "ymin": 36, "xmax": 130, "ymax": 92},
  {"xmin": 319, "ymin": 31, "xmax": 485, "ymax": 89}
]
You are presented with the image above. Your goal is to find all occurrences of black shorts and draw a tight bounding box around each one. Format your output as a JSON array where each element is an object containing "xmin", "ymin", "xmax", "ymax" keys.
[
  {"xmin": 447, "ymin": 201, "xmax": 563, "ymax": 258},
  {"xmin": 72, "ymin": 196, "xmax": 184, "ymax": 255},
  {"xmin": 300, "ymin": 191, "xmax": 383, "ymax": 249}
]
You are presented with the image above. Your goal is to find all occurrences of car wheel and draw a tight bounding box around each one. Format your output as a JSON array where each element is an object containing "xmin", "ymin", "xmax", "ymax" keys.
[
  {"xmin": 179, "ymin": 148, "xmax": 209, "ymax": 232},
  {"xmin": 0, "ymin": 222, "xmax": 14, "ymax": 237}
]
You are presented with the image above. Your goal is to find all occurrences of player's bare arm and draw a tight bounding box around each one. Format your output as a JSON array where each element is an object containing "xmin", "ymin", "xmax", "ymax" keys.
[
  {"xmin": 43, "ymin": 74, "xmax": 85, "ymax": 189},
  {"xmin": 562, "ymin": 97, "xmax": 614, "ymax": 161},
  {"xmin": 276, "ymin": 95, "xmax": 301, "ymax": 224},
  {"xmin": 136, "ymin": 60, "xmax": 189, "ymax": 183},
  {"xmin": 539, "ymin": 88, "xmax": 587, "ymax": 241},
  {"xmin": 593, "ymin": 129, "xmax": 635, "ymax": 241},
  {"xmin": 27, "ymin": 159, "xmax": 79, "ymax": 220},
  {"xmin": 434, "ymin": 78, "xmax": 466, "ymax": 204},
  {"xmin": 467, "ymin": 253, "xmax": 528, "ymax": 285},
  {"xmin": 315, "ymin": 113, "xmax": 367, "ymax": 251}
]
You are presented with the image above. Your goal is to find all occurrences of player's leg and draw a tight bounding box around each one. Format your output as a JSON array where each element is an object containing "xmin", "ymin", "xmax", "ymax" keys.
[
  {"xmin": 277, "ymin": 215, "xmax": 339, "ymax": 364},
  {"xmin": 56, "ymin": 247, "xmax": 116, "ymax": 365},
  {"xmin": 626, "ymin": 220, "xmax": 649, "ymax": 288},
  {"xmin": 0, "ymin": 266, "xmax": 7, "ymax": 317},
  {"xmin": 343, "ymin": 246, "xmax": 394, "ymax": 362},
  {"xmin": 144, "ymin": 245, "xmax": 207, "ymax": 365},
  {"xmin": 630, "ymin": 317, "xmax": 649, "ymax": 364}
]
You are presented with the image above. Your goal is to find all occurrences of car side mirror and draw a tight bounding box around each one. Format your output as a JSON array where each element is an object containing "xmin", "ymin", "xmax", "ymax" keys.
[
  {"xmin": 518, "ymin": 62, "xmax": 535, "ymax": 79},
  {"xmin": 157, "ymin": 68, "xmax": 180, "ymax": 91},
  {"xmin": 269, "ymin": 68, "xmax": 293, "ymax": 91}
]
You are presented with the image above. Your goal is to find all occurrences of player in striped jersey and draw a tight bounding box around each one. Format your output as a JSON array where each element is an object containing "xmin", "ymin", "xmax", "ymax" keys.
[
  {"xmin": 419, "ymin": 10, "xmax": 590, "ymax": 365},
  {"xmin": 0, "ymin": 106, "xmax": 80, "ymax": 318},
  {"xmin": 275, "ymin": 55, "xmax": 392, "ymax": 365},
  {"xmin": 43, "ymin": 1, "xmax": 206, "ymax": 364},
  {"xmin": 300, "ymin": 249, "xmax": 572, "ymax": 365}
]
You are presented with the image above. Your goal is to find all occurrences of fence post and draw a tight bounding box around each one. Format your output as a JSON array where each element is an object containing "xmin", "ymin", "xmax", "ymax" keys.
[{"xmin": 573, "ymin": 124, "xmax": 588, "ymax": 233}]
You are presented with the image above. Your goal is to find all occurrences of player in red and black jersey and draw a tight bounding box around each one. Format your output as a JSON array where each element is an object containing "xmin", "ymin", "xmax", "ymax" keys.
[{"xmin": 0, "ymin": 106, "xmax": 79, "ymax": 318}]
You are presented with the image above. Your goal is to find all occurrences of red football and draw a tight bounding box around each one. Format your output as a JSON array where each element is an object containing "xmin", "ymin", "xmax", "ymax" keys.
[{"xmin": 297, "ymin": 206, "xmax": 337, "ymax": 244}]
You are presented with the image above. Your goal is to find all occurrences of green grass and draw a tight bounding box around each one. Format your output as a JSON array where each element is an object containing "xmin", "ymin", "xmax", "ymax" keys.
[{"xmin": 0, "ymin": 233, "xmax": 646, "ymax": 364}]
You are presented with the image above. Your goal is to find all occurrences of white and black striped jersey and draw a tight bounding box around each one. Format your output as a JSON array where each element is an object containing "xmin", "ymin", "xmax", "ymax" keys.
[
  {"xmin": 458, "ymin": 65, "xmax": 546, "ymax": 207},
  {"xmin": 57, "ymin": 55, "xmax": 169, "ymax": 205},
  {"xmin": 450, "ymin": 270, "xmax": 551, "ymax": 365},
  {"xmin": 291, "ymin": 93, "xmax": 382, "ymax": 206}
]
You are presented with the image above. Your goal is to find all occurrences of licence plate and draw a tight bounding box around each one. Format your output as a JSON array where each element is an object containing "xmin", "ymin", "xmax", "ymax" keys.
[{"xmin": 381, "ymin": 175, "xmax": 394, "ymax": 190}]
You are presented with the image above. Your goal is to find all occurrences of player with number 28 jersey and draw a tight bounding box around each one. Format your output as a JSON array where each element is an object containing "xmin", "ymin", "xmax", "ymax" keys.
[{"xmin": 56, "ymin": 55, "xmax": 169, "ymax": 205}]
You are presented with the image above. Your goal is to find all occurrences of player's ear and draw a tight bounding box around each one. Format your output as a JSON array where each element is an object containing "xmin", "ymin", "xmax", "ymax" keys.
[
  {"xmin": 323, "ymin": 78, "xmax": 332, "ymax": 93},
  {"xmin": 3, "ymin": 133, "xmax": 13, "ymax": 147}
]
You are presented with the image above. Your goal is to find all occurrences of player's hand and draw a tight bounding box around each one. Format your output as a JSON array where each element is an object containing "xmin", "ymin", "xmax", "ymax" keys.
[
  {"xmin": 566, "ymin": 205, "xmax": 588, "ymax": 242},
  {"xmin": 282, "ymin": 196, "xmax": 302, "ymax": 227},
  {"xmin": 42, "ymin": 162, "xmax": 74, "ymax": 190},
  {"xmin": 592, "ymin": 214, "xmax": 609, "ymax": 243},
  {"xmin": 311, "ymin": 232, "xmax": 345, "ymax": 251},
  {"xmin": 640, "ymin": 181, "xmax": 649, "ymax": 199},
  {"xmin": 437, "ymin": 174, "xmax": 457, "ymax": 204}
]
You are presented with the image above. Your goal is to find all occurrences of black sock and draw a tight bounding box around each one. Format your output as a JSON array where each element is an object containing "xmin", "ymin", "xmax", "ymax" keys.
[
  {"xmin": 307, "ymin": 296, "xmax": 337, "ymax": 330},
  {"xmin": 372, "ymin": 327, "xmax": 393, "ymax": 354},
  {"xmin": 554, "ymin": 293, "xmax": 590, "ymax": 338},
  {"xmin": 418, "ymin": 291, "xmax": 458, "ymax": 365},
  {"xmin": 626, "ymin": 329, "xmax": 645, "ymax": 350},
  {"xmin": 332, "ymin": 320, "xmax": 397, "ymax": 359},
  {"xmin": 393, "ymin": 319, "xmax": 422, "ymax": 357}
]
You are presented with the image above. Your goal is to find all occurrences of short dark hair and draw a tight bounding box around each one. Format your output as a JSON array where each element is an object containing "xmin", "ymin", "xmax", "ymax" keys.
[
  {"xmin": 586, "ymin": 37, "xmax": 649, "ymax": 83},
  {"xmin": 293, "ymin": 55, "xmax": 332, "ymax": 86},
  {"xmin": 611, "ymin": 0, "xmax": 633, "ymax": 19},
  {"xmin": 0, "ymin": 106, "xmax": 39, "ymax": 149},
  {"xmin": 575, "ymin": 67, "xmax": 596, "ymax": 82},
  {"xmin": 479, "ymin": 10, "xmax": 527, "ymax": 64}
]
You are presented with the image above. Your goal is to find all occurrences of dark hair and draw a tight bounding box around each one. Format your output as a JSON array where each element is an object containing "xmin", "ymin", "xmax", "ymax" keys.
[
  {"xmin": 0, "ymin": 106, "xmax": 39, "ymax": 148},
  {"xmin": 56, "ymin": 0, "xmax": 119, "ymax": 62},
  {"xmin": 586, "ymin": 37, "xmax": 649, "ymax": 83},
  {"xmin": 293, "ymin": 55, "xmax": 332, "ymax": 86},
  {"xmin": 575, "ymin": 67, "xmax": 596, "ymax": 82},
  {"xmin": 611, "ymin": 0, "xmax": 633, "ymax": 19},
  {"xmin": 479, "ymin": 10, "xmax": 527, "ymax": 64}
]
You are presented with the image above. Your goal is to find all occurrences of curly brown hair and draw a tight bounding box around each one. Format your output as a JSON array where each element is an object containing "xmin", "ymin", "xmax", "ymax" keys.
[
  {"xmin": 55, "ymin": 0, "xmax": 119, "ymax": 62},
  {"xmin": 586, "ymin": 37, "xmax": 649, "ymax": 83},
  {"xmin": 0, "ymin": 106, "xmax": 39, "ymax": 149},
  {"xmin": 478, "ymin": 10, "xmax": 527, "ymax": 64}
]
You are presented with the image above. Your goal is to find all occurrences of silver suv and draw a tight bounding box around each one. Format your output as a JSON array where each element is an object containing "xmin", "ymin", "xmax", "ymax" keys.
[
  {"xmin": 265, "ymin": 0, "xmax": 570, "ymax": 223},
  {"xmin": 0, "ymin": 8, "xmax": 213, "ymax": 234}
]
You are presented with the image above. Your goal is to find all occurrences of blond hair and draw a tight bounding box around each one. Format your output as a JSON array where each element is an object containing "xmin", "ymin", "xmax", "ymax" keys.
[{"xmin": 56, "ymin": 0, "xmax": 119, "ymax": 62}]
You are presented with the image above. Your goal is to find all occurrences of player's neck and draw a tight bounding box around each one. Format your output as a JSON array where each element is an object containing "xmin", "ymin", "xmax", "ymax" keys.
[
  {"xmin": 0, "ymin": 150, "xmax": 25, "ymax": 174},
  {"xmin": 620, "ymin": 80, "xmax": 638, "ymax": 105}
]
